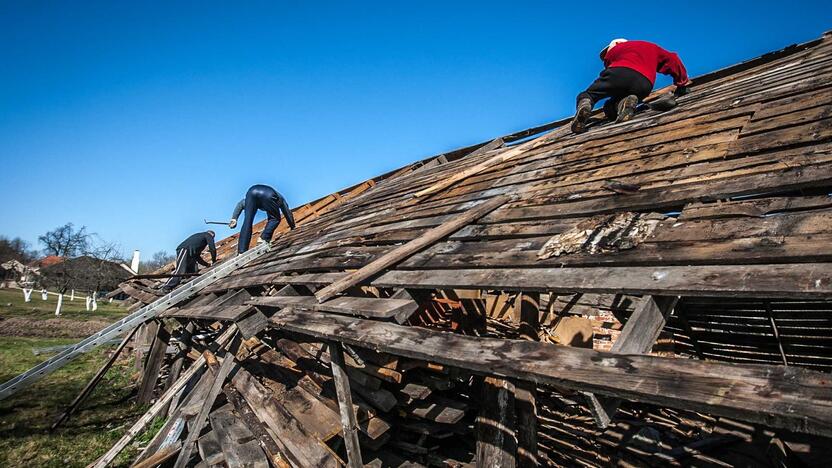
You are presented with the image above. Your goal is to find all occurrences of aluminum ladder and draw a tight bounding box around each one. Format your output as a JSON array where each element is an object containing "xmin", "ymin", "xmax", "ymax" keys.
[{"xmin": 0, "ymin": 242, "xmax": 271, "ymax": 401}]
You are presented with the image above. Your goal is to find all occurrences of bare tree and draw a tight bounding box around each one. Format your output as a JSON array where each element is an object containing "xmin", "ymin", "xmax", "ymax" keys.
[
  {"xmin": 0, "ymin": 236, "xmax": 38, "ymax": 264},
  {"xmin": 139, "ymin": 251, "xmax": 175, "ymax": 273},
  {"xmin": 39, "ymin": 223, "xmax": 90, "ymax": 257},
  {"xmin": 85, "ymin": 237, "xmax": 126, "ymax": 299},
  {"xmin": 38, "ymin": 225, "xmax": 128, "ymax": 314}
]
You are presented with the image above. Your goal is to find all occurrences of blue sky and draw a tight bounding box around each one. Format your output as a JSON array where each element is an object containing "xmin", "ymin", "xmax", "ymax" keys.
[{"xmin": 1, "ymin": 1, "xmax": 829, "ymax": 258}]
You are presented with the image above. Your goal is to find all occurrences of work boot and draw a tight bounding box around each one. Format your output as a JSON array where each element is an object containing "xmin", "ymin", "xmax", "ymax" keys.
[
  {"xmin": 615, "ymin": 95, "xmax": 638, "ymax": 123},
  {"xmin": 571, "ymin": 98, "xmax": 593, "ymax": 134},
  {"xmin": 256, "ymin": 238, "xmax": 269, "ymax": 245}
]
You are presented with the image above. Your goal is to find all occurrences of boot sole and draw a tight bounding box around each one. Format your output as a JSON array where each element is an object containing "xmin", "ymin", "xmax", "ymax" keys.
[
  {"xmin": 615, "ymin": 96, "xmax": 638, "ymax": 123},
  {"xmin": 571, "ymin": 106, "xmax": 592, "ymax": 134}
]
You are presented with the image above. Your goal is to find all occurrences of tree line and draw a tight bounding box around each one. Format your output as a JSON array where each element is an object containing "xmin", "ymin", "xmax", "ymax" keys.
[{"xmin": 1, "ymin": 223, "xmax": 175, "ymax": 293}]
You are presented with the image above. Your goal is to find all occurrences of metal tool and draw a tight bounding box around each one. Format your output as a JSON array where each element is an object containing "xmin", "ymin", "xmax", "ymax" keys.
[
  {"xmin": 0, "ymin": 241, "xmax": 272, "ymax": 401},
  {"xmin": 204, "ymin": 219, "xmax": 229, "ymax": 225}
]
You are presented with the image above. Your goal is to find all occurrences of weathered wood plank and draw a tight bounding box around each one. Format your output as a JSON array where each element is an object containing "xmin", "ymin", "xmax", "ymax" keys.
[
  {"xmin": 232, "ymin": 367, "xmax": 340, "ymax": 467},
  {"xmin": 411, "ymin": 138, "xmax": 539, "ymax": 200},
  {"xmin": 209, "ymin": 407, "xmax": 269, "ymax": 468},
  {"xmin": 162, "ymin": 304, "xmax": 254, "ymax": 321},
  {"xmin": 513, "ymin": 292, "xmax": 539, "ymax": 466},
  {"xmin": 400, "ymin": 232, "xmax": 832, "ymax": 269},
  {"xmin": 137, "ymin": 322, "xmax": 169, "ymax": 405},
  {"xmin": 485, "ymin": 159, "xmax": 832, "ymax": 223},
  {"xmin": 173, "ymin": 333, "xmax": 241, "ymax": 468},
  {"xmin": 269, "ymin": 308, "xmax": 832, "ymax": 437},
  {"xmin": 585, "ymin": 295, "xmax": 679, "ymax": 428},
  {"xmin": 222, "ymin": 385, "xmax": 285, "ymax": 467},
  {"xmin": 476, "ymin": 377, "xmax": 515, "ymax": 468},
  {"xmin": 329, "ymin": 342, "xmax": 363, "ymax": 468},
  {"xmin": 248, "ymin": 295, "xmax": 418, "ymax": 321},
  {"xmin": 91, "ymin": 326, "xmax": 237, "ymax": 468},
  {"xmin": 679, "ymin": 195, "xmax": 832, "ymax": 220},
  {"xmin": 373, "ymin": 264, "xmax": 832, "ymax": 298},
  {"xmin": 315, "ymin": 195, "xmax": 511, "ymax": 302}
]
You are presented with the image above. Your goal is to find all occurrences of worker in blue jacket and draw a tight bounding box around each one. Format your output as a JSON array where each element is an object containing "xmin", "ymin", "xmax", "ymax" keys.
[{"xmin": 229, "ymin": 184, "xmax": 295, "ymax": 254}]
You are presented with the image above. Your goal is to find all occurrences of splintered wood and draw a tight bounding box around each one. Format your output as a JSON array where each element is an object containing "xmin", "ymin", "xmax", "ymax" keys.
[
  {"xmin": 537, "ymin": 212, "xmax": 665, "ymax": 260},
  {"xmin": 86, "ymin": 33, "xmax": 832, "ymax": 468}
]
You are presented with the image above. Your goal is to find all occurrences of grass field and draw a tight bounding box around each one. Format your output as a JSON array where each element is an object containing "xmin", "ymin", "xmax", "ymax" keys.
[{"xmin": 0, "ymin": 289, "xmax": 150, "ymax": 467}]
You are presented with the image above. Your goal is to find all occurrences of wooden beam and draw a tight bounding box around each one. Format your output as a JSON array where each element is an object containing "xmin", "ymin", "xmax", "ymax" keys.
[
  {"xmin": 585, "ymin": 295, "xmax": 678, "ymax": 428},
  {"xmin": 137, "ymin": 321, "xmax": 170, "ymax": 405},
  {"xmin": 162, "ymin": 304, "xmax": 254, "ymax": 321},
  {"xmin": 372, "ymin": 263, "xmax": 832, "ymax": 298},
  {"xmin": 514, "ymin": 381, "xmax": 538, "ymax": 467},
  {"xmin": 513, "ymin": 292, "xmax": 539, "ymax": 467},
  {"xmin": 133, "ymin": 366, "xmax": 214, "ymax": 464},
  {"xmin": 232, "ymin": 367, "xmax": 340, "ymax": 467},
  {"xmin": 173, "ymin": 332, "xmax": 241, "ymax": 468},
  {"xmin": 315, "ymin": 195, "xmax": 510, "ymax": 303},
  {"xmin": 223, "ymin": 385, "xmax": 285, "ymax": 467},
  {"xmin": 248, "ymin": 295, "xmax": 419, "ymax": 321},
  {"xmin": 329, "ymin": 342, "xmax": 364, "ymax": 468},
  {"xmin": 51, "ymin": 326, "xmax": 140, "ymax": 430},
  {"xmin": 406, "ymin": 137, "xmax": 506, "ymax": 203},
  {"xmin": 131, "ymin": 441, "xmax": 182, "ymax": 468},
  {"xmin": 90, "ymin": 326, "xmax": 237, "ymax": 468},
  {"xmin": 411, "ymin": 137, "xmax": 536, "ymax": 200},
  {"xmin": 513, "ymin": 292, "xmax": 540, "ymax": 341},
  {"xmin": 476, "ymin": 376, "xmax": 516, "ymax": 467},
  {"xmin": 164, "ymin": 322, "xmax": 195, "ymax": 414},
  {"xmin": 612, "ymin": 296, "xmax": 679, "ymax": 354},
  {"xmin": 268, "ymin": 308, "xmax": 832, "ymax": 437}
]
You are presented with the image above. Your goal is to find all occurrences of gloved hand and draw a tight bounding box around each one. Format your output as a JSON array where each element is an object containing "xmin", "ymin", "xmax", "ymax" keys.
[
  {"xmin": 674, "ymin": 79, "xmax": 692, "ymax": 96},
  {"xmin": 229, "ymin": 219, "xmax": 237, "ymax": 229}
]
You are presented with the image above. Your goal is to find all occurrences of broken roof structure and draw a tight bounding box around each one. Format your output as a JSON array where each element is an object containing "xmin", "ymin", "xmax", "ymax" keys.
[{"xmin": 8, "ymin": 31, "xmax": 832, "ymax": 467}]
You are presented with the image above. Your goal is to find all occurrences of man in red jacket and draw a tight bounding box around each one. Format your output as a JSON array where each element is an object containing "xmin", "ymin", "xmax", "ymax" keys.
[{"xmin": 571, "ymin": 39, "xmax": 691, "ymax": 134}]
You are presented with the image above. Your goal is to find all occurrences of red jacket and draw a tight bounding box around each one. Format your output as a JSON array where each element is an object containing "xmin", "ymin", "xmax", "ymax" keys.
[{"xmin": 603, "ymin": 40, "xmax": 688, "ymax": 86}]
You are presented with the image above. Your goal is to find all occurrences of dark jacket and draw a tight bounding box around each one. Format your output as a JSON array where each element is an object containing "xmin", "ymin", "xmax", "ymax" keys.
[{"xmin": 176, "ymin": 232, "xmax": 217, "ymax": 267}]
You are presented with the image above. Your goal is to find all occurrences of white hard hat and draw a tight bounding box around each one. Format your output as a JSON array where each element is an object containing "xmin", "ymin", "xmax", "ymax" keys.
[{"xmin": 600, "ymin": 38, "xmax": 628, "ymax": 59}]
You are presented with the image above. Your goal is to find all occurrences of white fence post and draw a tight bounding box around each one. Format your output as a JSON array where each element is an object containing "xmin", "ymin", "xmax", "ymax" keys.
[
  {"xmin": 55, "ymin": 294, "xmax": 63, "ymax": 316},
  {"xmin": 70, "ymin": 289, "xmax": 75, "ymax": 301},
  {"xmin": 23, "ymin": 289, "xmax": 32, "ymax": 302}
]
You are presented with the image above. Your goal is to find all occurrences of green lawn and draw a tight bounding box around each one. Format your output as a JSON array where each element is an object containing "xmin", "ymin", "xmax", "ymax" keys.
[
  {"xmin": 0, "ymin": 336, "xmax": 150, "ymax": 467},
  {"xmin": 0, "ymin": 288, "xmax": 127, "ymax": 322},
  {"xmin": 0, "ymin": 291, "xmax": 153, "ymax": 467}
]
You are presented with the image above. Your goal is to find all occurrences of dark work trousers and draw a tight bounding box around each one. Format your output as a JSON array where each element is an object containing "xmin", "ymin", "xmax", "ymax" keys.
[
  {"xmin": 238, "ymin": 185, "xmax": 284, "ymax": 254},
  {"xmin": 577, "ymin": 67, "xmax": 653, "ymax": 120},
  {"xmin": 163, "ymin": 248, "xmax": 197, "ymax": 290}
]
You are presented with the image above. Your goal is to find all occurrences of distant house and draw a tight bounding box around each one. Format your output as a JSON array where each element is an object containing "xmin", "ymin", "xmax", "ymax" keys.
[
  {"xmin": 33, "ymin": 255, "xmax": 65, "ymax": 269},
  {"xmin": 1, "ymin": 260, "xmax": 39, "ymax": 288},
  {"xmin": 40, "ymin": 255, "xmax": 132, "ymax": 294}
]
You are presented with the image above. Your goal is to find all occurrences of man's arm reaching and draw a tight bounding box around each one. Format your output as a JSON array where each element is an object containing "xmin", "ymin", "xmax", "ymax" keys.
[
  {"xmin": 657, "ymin": 46, "xmax": 689, "ymax": 87},
  {"xmin": 231, "ymin": 199, "xmax": 245, "ymax": 221},
  {"xmin": 279, "ymin": 196, "xmax": 296, "ymax": 230},
  {"xmin": 206, "ymin": 233, "xmax": 217, "ymax": 263}
]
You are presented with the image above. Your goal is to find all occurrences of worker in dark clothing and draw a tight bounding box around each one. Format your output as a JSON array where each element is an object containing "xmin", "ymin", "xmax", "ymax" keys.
[
  {"xmin": 571, "ymin": 39, "xmax": 691, "ymax": 134},
  {"xmin": 229, "ymin": 184, "xmax": 295, "ymax": 254},
  {"xmin": 162, "ymin": 231, "xmax": 217, "ymax": 291}
]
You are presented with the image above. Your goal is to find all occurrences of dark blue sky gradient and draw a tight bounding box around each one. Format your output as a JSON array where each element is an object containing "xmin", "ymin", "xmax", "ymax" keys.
[{"xmin": 1, "ymin": 1, "xmax": 829, "ymax": 256}]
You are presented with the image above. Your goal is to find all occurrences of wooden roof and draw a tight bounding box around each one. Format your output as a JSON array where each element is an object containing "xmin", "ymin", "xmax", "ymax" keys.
[{"xmin": 106, "ymin": 32, "xmax": 832, "ymax": 467}]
